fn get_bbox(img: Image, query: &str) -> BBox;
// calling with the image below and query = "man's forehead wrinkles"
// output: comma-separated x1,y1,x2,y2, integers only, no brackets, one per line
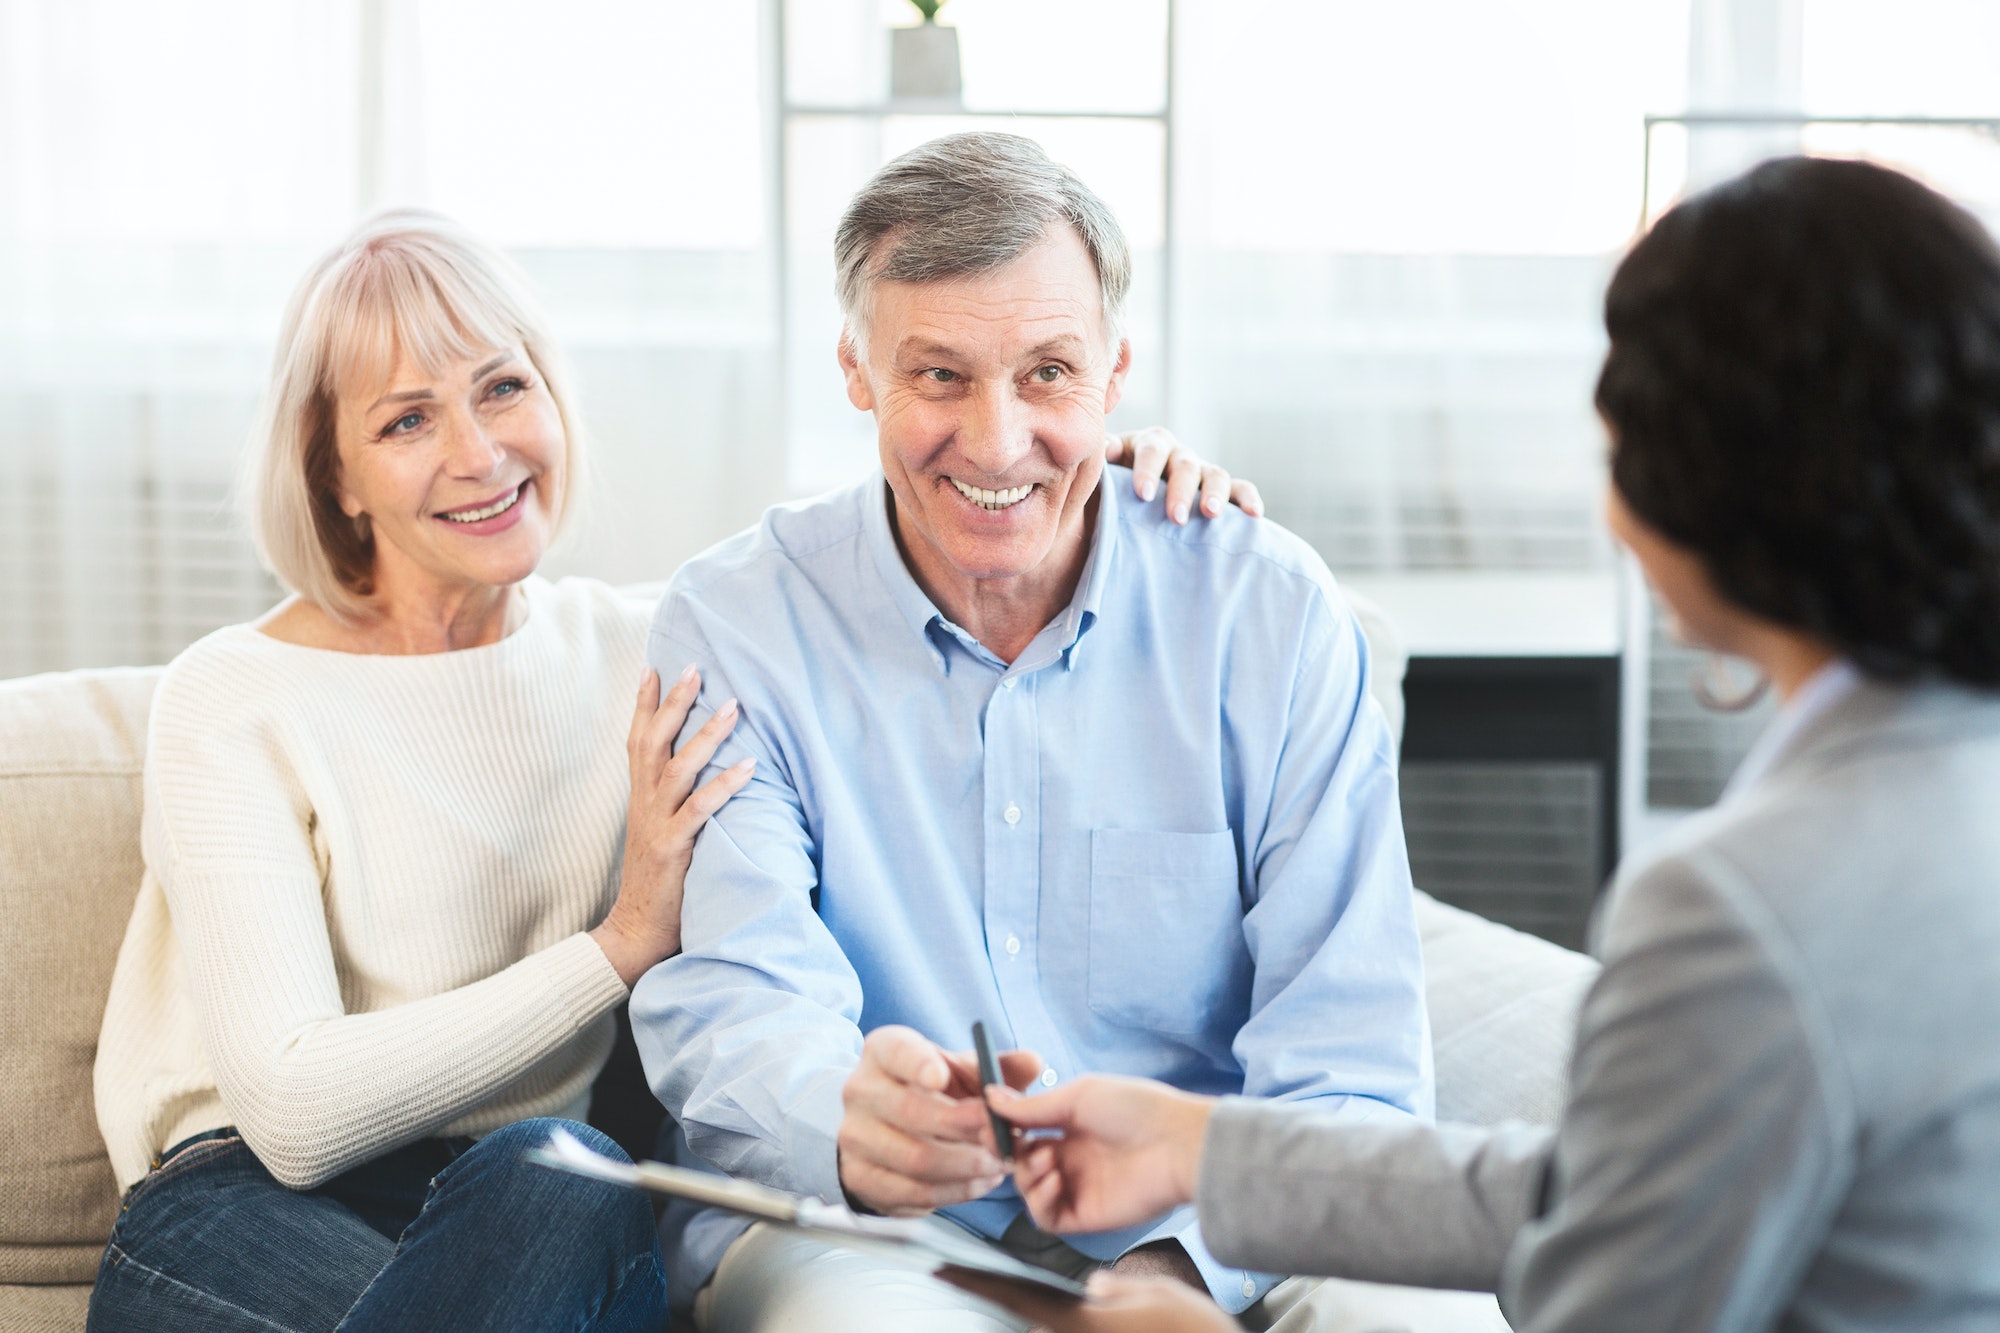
892,308,1098,361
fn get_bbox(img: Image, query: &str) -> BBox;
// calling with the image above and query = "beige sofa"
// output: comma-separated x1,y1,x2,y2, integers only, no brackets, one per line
0,650,1598,1331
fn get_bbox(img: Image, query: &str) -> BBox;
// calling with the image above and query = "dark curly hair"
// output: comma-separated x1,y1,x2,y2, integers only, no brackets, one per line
1598,155,2000,685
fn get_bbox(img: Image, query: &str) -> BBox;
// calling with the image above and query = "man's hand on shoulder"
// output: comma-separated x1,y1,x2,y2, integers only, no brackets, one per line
837,1025,1042,1216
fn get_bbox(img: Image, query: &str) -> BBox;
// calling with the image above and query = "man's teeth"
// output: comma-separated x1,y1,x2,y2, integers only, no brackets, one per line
441,486,523,523
949,478,1034,510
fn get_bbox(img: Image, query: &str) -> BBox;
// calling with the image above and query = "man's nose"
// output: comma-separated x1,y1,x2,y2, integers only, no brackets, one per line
954,384,1034,477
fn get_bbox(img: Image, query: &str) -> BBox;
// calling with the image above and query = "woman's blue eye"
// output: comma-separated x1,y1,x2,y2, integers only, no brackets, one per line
390,412,423,434
490,377,523,398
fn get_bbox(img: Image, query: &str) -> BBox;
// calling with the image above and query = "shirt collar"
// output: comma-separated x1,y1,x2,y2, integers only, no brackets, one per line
1050,473,1118,669
861,474,950,660
1722,657,1863,802
857,469,1119,676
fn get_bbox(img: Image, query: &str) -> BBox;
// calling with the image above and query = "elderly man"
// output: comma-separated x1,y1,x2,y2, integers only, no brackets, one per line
632,131,1431,1331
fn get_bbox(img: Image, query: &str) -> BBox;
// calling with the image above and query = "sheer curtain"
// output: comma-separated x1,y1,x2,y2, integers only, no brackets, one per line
6,0,2000,706
0,0,783,677
1170,1,1688,579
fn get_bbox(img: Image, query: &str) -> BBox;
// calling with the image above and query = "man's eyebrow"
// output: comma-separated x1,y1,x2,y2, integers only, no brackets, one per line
896,339,967,361
365,353,516,413
894,337,1090,363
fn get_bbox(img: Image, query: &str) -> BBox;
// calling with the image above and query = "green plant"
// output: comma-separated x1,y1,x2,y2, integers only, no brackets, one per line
908,0,945,20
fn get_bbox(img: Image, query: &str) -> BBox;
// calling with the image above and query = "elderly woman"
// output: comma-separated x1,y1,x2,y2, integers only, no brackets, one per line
959,157,2000,1333
85,210,1249,1332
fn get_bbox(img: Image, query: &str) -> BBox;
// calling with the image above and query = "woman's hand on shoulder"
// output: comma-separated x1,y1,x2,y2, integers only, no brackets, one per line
1108,427,1264,524
591,665,755,987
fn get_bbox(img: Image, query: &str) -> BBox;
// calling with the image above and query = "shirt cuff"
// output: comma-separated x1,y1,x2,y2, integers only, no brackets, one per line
1174,1215,1283,1314
783,1065,852,1203
1122,1205,1281,1314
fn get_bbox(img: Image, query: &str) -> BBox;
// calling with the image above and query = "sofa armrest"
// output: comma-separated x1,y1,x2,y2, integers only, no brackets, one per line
1415,890,1597,1127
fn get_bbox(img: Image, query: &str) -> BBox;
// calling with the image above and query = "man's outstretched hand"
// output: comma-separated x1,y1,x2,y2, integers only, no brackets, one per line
837,1025,1042,1216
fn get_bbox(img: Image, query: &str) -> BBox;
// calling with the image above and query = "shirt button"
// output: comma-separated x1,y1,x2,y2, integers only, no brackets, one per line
1002,677,1017,691
1241,1276,1257,1299
1004,934,1022,956
1040,1068,1058,1087
1003,802,1021,825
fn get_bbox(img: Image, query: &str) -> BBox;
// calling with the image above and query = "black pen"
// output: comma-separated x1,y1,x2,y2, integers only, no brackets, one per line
970,1021,1016,1164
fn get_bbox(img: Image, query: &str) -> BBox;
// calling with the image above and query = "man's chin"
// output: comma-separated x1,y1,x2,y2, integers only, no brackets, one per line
937,542,1050,583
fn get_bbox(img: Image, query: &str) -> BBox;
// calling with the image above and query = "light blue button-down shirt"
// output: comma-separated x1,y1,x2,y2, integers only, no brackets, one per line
632,467,1433,1311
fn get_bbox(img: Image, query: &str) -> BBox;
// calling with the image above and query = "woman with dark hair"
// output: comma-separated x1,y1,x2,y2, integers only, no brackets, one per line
950,156,2000,1332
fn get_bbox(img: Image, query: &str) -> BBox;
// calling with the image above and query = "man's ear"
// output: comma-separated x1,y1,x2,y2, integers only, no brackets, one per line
1101,337,1133,415
837,330,876,412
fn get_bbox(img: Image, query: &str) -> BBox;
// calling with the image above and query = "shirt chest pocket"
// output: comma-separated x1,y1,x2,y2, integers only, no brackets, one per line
1087,828,1250,1037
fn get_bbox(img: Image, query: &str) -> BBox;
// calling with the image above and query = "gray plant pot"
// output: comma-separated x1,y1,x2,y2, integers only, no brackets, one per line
890,22,962,103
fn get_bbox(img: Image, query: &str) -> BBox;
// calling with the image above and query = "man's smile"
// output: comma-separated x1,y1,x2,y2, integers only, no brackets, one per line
946,477,1036,511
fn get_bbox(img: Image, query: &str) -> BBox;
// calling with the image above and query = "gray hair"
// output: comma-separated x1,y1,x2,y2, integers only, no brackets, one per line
834,131,1132,356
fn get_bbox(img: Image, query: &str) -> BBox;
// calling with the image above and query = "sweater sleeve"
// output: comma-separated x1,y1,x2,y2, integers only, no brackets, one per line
144,654,630,1189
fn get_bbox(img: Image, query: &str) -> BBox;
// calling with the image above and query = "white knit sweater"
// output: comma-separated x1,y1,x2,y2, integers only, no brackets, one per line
95,576,645,1192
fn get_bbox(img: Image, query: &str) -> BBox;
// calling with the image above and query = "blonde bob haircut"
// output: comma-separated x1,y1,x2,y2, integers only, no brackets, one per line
243,209,586,621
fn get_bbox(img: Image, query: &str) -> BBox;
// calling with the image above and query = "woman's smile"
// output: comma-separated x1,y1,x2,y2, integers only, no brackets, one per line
434,480,529,535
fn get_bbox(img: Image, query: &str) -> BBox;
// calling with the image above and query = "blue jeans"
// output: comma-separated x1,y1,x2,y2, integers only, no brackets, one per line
86,1117,668,1333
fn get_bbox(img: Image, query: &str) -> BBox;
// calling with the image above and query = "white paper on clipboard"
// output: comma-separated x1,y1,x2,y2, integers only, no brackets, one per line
530,1127,1087,1303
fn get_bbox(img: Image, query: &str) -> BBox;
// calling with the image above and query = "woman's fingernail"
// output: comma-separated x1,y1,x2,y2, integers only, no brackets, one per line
732,757,756,774
677,663,697,685
1174,503,1190,523
1142,480,1158,501
719,697,738,718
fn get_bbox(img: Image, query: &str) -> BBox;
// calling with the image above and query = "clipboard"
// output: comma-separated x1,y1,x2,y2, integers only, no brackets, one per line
529,1127,1087,1304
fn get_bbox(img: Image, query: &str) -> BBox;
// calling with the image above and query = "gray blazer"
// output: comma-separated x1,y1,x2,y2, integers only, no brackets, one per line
1197,681,2000,1331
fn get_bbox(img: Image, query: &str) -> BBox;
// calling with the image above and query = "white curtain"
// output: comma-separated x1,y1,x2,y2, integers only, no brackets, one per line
0,0,785,677
5,0,2000,686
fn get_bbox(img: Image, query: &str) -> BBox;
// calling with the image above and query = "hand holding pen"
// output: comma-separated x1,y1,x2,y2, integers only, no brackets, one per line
836,1024,1043,1216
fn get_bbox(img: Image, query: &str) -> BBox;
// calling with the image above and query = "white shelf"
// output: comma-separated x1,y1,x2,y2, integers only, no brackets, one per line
1342,570,1622,658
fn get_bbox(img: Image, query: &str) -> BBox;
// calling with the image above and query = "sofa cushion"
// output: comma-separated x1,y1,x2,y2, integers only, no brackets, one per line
1415,889,1598,1127
0,669,159,1285
0,1282,93,1331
